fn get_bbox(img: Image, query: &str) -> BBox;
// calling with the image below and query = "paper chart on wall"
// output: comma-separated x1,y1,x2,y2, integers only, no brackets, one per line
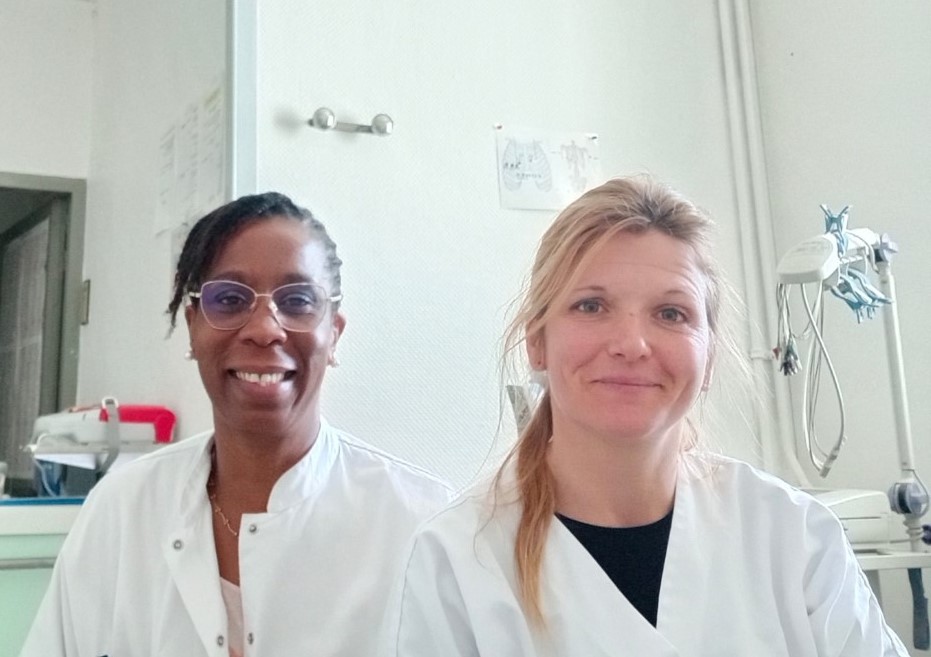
153,82,227,235
155,127,177,235
176,103,199,224
495,125,602,211
198,85,225,215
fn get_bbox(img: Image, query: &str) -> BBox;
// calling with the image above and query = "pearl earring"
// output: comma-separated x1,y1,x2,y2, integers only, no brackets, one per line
184,348,195,361
329,354,340,368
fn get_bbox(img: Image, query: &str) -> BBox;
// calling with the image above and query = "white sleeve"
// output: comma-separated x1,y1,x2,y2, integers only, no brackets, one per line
380,533,481,657
803,505,910,656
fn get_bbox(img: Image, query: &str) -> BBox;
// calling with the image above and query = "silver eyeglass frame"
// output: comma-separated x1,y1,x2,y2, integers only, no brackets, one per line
188,279,342,333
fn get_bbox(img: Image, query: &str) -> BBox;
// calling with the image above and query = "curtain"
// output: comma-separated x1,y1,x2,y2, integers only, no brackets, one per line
0,218,49,480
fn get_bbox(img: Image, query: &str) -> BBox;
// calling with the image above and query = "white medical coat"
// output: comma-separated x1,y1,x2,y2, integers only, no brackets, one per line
382,452,908,656
21,420,453,657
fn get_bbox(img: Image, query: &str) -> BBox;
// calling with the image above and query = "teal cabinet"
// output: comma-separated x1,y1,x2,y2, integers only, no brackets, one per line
0,501,81,657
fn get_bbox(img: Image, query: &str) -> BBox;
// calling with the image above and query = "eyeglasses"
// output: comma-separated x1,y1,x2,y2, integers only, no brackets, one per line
189,280,342,332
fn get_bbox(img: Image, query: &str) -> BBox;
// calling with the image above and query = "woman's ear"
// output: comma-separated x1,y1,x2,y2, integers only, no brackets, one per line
326,313,346,367
526,330,545,371
331,312,346,346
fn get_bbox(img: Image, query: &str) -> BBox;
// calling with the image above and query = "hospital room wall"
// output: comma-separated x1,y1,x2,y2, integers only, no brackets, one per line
0,0,93,178
253,0,764,487
751,1,931,647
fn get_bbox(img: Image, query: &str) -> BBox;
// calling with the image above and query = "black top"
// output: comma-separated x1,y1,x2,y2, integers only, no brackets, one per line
557,509,673,627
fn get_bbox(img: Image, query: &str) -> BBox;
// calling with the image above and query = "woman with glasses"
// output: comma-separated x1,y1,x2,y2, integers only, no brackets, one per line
380,177,907,656
22,192,453,657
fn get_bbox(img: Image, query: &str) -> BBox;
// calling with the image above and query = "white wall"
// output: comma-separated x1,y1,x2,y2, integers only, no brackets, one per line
75,0,227,439
256,0,757,488
751,1,931,649
0,0,93,178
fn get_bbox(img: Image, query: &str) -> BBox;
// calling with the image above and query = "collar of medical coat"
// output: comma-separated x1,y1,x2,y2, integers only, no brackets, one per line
171,419,340,521
485,447,719,510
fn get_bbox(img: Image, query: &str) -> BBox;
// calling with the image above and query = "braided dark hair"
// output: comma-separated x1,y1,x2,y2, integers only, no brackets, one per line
166,192,342,331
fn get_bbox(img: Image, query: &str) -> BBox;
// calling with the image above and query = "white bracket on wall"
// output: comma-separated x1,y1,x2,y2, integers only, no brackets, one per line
307,107,393,136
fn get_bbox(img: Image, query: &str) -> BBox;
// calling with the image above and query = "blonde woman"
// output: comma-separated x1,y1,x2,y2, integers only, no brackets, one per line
381,177,907,656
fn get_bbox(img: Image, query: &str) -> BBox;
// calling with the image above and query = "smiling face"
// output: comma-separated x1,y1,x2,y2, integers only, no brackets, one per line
528,229,712,452
185,216,344,442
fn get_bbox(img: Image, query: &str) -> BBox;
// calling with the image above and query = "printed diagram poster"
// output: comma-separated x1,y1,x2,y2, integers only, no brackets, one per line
495,125,602,210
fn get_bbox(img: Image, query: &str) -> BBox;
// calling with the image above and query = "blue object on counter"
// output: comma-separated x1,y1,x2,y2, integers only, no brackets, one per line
35,461,97,497
0,497,84,506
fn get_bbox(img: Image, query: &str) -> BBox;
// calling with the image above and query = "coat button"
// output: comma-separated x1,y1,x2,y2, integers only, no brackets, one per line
247,632,254,644
216,634,224,646
172,539,183,550
248,524,257,533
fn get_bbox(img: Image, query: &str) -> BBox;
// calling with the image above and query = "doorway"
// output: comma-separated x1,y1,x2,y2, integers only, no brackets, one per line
0,173,85,496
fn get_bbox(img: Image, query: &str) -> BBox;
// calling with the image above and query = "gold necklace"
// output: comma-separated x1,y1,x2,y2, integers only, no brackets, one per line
207,471,239,537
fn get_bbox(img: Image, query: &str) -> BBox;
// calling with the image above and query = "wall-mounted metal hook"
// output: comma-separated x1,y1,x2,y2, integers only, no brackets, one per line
308,107,393,136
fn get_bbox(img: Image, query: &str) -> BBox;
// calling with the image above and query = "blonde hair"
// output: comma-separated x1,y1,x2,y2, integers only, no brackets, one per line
495,175,729,625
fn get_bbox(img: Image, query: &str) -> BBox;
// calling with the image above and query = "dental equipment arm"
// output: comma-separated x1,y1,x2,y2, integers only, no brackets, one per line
775,207,930,649
774,206,927,540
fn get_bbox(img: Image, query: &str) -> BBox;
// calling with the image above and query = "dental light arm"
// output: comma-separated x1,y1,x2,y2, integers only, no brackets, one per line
774,206,928,538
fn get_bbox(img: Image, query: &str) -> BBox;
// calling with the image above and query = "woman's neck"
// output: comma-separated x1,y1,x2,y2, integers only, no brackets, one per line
547,426,680,527
210,416,321,512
